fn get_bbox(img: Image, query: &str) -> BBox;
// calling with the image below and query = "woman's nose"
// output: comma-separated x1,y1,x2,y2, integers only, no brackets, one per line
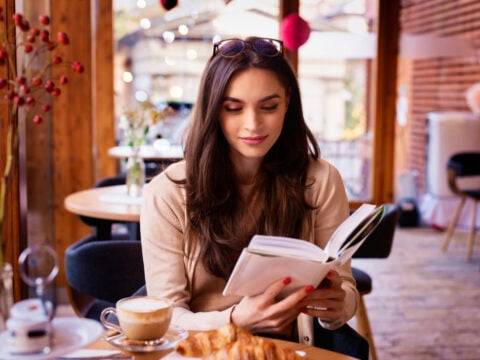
243,108,260,129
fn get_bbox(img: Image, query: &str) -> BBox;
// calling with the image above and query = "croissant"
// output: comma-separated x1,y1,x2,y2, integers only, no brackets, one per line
204,337,302,360
175,323,251,357
175,323,302,360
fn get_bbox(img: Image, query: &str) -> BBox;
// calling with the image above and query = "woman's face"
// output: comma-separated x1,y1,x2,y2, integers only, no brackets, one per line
219,68,289,168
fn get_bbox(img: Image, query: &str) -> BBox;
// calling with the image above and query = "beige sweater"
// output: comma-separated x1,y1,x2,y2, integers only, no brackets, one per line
140,158,358,346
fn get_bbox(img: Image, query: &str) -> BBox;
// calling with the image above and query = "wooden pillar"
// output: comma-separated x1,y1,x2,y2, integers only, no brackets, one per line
51,0,95,286
279,0,299,72
372,0,400,204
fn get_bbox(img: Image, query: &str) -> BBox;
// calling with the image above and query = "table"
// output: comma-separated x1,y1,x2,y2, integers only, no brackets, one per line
64,185,141,223
84,333,358,360
108,144,183,162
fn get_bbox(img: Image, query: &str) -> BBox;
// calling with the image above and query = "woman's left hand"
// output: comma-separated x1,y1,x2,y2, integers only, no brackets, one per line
298,270,346,323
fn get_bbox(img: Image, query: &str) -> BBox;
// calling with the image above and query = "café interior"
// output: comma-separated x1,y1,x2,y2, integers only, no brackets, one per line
1,0,480,359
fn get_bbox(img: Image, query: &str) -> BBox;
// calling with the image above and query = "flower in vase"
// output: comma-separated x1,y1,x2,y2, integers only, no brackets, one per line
118,100,172,148
0,9,84,267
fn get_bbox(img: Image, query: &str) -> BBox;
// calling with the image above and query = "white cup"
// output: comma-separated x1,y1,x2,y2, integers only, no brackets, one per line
100,296,173,341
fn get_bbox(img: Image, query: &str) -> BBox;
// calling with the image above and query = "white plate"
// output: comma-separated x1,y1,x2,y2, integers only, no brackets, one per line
105,325,188,353
0,317,103,360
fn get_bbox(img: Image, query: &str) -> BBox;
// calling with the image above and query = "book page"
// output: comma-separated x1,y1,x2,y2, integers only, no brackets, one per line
324,203,377,256
248,235,329,262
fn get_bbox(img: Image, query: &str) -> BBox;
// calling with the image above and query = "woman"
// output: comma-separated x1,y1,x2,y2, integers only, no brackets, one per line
140,37,358,345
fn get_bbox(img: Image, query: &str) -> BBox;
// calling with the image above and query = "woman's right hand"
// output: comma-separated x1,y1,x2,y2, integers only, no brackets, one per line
230,277,312,334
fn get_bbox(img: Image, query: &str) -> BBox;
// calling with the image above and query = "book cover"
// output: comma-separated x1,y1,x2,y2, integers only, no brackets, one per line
223,204,385,298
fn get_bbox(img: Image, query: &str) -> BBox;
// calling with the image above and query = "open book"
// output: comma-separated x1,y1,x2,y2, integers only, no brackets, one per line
223,204,385,299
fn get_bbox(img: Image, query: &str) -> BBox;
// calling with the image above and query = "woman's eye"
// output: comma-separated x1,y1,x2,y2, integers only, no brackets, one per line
225,106,242,112
262,104,279,112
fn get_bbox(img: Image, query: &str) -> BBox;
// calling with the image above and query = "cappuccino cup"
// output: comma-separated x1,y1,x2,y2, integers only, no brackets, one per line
100,296,173,341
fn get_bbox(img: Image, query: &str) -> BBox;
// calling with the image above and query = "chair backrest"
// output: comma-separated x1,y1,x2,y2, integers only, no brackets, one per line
448,152,480,177
353,203,399,259
65,236,145,304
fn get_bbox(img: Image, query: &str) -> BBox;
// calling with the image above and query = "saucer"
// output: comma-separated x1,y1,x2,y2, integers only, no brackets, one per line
0,317,103,360
105,325,188,353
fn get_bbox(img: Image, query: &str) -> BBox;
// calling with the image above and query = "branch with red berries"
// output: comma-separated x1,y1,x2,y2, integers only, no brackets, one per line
0,8,85,267
0,9,84,125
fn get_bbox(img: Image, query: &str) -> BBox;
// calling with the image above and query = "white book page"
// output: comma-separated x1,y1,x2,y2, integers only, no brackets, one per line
248,235,329,262
324,203,377,256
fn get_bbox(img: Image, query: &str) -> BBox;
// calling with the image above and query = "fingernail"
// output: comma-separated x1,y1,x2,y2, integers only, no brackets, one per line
283,277,292,285
305,285,314,293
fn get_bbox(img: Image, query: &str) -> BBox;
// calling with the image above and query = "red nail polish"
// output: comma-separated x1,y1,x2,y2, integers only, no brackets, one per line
305,285,314,293
283,277,292,285
327,271,333,277
299,307,307,313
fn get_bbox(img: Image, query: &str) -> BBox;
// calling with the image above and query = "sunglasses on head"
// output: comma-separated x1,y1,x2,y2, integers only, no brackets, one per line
213,37,284,58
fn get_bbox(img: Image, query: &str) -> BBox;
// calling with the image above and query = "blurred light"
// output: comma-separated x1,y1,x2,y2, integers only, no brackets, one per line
162,31,175,43
164,56,176,66
140,18,151,30
186,48,197,60
122,71,134,83
178,24,189,35
212,34,222,44
169,85,183,99
136,0,147,9
135,90,148,102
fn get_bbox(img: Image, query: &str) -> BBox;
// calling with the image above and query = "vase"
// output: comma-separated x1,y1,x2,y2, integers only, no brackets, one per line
126,147,145,197
0,262,14,331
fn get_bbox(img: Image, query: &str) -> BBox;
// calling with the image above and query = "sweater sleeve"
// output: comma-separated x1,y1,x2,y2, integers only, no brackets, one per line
307,159,359,330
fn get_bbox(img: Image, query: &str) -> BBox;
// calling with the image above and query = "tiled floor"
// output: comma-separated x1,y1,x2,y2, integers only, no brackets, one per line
57,227,480,360
351,227,480,360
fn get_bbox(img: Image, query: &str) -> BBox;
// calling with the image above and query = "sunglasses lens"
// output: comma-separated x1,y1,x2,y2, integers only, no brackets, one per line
218,40,245,57
252,39,281,56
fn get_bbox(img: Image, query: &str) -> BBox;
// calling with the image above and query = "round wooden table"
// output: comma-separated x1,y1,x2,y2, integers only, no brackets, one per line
64,185,141,222
85,333,358,360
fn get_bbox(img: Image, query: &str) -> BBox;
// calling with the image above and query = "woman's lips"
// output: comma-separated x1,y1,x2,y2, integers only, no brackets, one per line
240,135,268,145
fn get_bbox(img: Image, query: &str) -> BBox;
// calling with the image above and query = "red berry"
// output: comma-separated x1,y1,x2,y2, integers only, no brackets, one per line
39,30,49,42
72,61,84,74
19,84,30,94
13,95,25,106
58,32,69,45
52,55,62,64
30,27,40,36
26,96,35,106
31,77,42,86
39,15,50,25
0,50,6,58
12,13,22,26
51,88,61,97
44,80,55,92
19,19,30,32
60,75,68,85
27,34,36,43
42,104,51,112
24,43,33,53
16,76,26,85
33,115,43,124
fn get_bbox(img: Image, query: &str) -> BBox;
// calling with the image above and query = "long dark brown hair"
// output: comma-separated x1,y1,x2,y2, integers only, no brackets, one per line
179,37,320,279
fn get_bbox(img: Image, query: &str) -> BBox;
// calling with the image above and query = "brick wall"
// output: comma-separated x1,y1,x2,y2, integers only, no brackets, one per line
399,0,480,193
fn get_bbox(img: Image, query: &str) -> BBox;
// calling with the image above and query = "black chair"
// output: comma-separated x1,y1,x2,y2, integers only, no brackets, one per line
442,152,480,261
64,236,145,321
351,203,400,360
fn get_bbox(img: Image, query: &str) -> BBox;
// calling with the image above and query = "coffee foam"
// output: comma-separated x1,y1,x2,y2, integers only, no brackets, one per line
120,297,171,312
